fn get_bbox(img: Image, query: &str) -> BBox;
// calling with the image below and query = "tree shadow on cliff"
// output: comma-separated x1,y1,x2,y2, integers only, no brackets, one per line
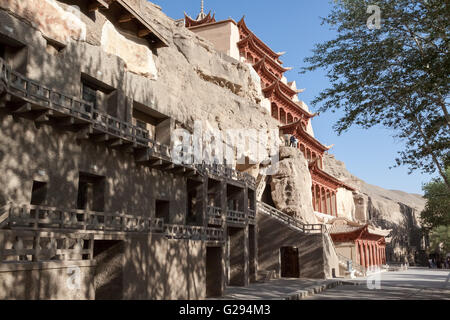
0,4,206,300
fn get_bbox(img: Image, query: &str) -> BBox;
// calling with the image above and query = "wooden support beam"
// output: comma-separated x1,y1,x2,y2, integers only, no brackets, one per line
89,0,109,12
33,112,50,124
138,29,151,38
161,164,175,171
149,160,164,168
74,125,93,140
93,134,109,143
135,150,150,163
107,138,123,148
118,13,135,23
184,170,197,178
0,94,11,107
120,145,135,154
173,167,187,175
57,117,76,127
12,103,31,114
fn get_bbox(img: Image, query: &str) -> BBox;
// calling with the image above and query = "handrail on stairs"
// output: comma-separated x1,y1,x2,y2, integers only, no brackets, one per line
257,201,324,234
0,202,11,227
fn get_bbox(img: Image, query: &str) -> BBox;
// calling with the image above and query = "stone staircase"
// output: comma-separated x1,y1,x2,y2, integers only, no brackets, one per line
336,253,366,278
256,270,276,283
0,203,9,229
255,174,268,201
257,202,324,234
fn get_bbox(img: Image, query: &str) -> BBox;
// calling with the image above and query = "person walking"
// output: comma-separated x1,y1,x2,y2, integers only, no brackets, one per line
290,135,296,148
293,137,299,149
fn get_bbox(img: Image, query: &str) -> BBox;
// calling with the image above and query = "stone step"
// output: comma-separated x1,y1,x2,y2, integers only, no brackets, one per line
285,280,343,300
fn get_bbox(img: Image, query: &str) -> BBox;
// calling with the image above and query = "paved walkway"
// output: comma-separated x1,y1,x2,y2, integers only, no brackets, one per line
306,267,450,300
215,278,342,300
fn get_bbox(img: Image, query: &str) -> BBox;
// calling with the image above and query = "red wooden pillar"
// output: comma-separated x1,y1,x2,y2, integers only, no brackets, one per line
375,242,381,266
372,243,376,266
373,242,380,266
373,244,377,266
318,186,322,213
328,190,333,216
364,242,369,267
334,192,338,217
359,241,365,267
374,242,380,266
369,242,373,266
379,246,382,265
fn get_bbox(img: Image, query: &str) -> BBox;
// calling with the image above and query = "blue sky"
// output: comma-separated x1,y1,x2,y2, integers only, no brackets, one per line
150,0,434,194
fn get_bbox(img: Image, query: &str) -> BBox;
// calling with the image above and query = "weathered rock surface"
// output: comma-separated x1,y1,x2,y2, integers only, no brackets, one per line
335,187,355,221
101,21,158,79
323,154,425,222
270,147,318,224
323,154,426,263
0,0,86,44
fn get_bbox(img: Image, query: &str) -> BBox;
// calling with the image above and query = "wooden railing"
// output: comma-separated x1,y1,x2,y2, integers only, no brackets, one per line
1,57,255,188
0,203,10,228
248,209,256,219
164,224,224,242
226,210,247,224
197,163,256,188
207,206,224,226
207,206,222,218
0,230,94,263
2,204,224,243
6,204,164,233
337,252,366,276
257,202,324,234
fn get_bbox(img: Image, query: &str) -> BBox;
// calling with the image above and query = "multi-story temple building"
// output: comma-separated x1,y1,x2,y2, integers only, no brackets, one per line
0,0,389,300
184,3,390,276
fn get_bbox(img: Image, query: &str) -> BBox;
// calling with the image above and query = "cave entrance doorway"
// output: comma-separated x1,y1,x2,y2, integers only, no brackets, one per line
280,247,300,278
261,182,275,207
206,246,223,298
227,227,246,286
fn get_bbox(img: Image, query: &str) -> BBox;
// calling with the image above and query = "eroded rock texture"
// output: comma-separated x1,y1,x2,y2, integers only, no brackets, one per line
323,154,426,263
270,147,318,224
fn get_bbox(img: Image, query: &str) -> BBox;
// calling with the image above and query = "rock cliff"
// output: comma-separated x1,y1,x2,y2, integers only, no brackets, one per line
270,147,318,224
323,154,426,262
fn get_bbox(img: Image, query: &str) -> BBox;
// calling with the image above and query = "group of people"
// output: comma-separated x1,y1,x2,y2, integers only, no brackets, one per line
428,256,450,269
284,134,299,148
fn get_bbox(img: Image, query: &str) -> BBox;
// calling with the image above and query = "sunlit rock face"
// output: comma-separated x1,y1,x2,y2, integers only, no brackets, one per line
0,0,86,43
336,187,355,221
270,147,318,224
101,21,158,79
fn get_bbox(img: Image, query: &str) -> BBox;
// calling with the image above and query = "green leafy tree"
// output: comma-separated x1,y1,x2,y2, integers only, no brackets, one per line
302,0,450,190
428,225,450,255
421,167,450,230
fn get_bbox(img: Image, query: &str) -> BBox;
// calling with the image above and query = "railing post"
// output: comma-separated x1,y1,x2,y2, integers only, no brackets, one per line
33,234,40,262
0,232,4,263
88,234,94,260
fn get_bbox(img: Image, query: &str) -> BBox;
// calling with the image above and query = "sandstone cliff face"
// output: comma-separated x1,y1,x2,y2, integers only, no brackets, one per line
0,0,279,167
323,154,426,263
270,147,318,224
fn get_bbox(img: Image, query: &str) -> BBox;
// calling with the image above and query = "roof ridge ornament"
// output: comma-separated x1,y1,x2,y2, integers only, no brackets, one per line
197,0,206,20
